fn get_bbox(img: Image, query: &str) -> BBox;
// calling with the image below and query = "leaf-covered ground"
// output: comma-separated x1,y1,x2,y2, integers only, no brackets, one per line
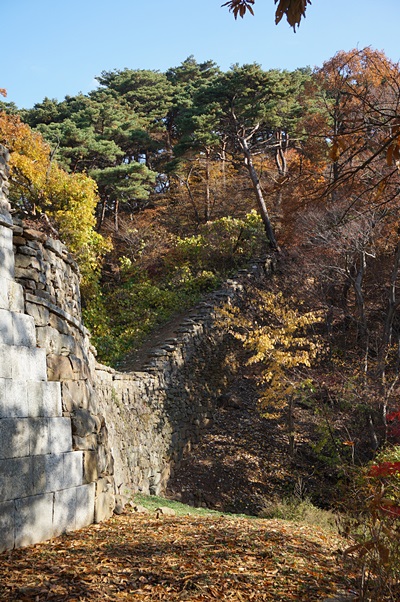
0,511,358,601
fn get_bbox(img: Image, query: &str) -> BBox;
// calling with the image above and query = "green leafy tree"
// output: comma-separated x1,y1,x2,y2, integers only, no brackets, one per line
188,63,310,249
22,87,159,228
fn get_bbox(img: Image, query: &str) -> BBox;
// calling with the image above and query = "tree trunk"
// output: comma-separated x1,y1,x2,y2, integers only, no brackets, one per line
239,136,280,251
274,129,288,215
374,239,400,445
288,396,295,458
205,148,211,222
114,198,119,231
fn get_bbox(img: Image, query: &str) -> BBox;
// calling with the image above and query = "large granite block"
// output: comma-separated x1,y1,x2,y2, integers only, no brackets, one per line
94,490,115,523
15,493,54,547
0,245,14,280
75,483,95,529
29,418,50,455
0,418,30,459
63,451,83,489
0,308,13,345
0,277,9,310
32,453,64,495
36,325,76,356
0,500,15,552
0,457,33,502
0,379,28,418
0,223,13,250
48,417,73,453
28,380,62,417
8,281,24,313
12,312,36,347
53,488,77,536
0,344,12,378
62,379,90,412
11,346,47,381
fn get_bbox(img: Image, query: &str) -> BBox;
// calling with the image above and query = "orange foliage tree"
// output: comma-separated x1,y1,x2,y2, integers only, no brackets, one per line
287,48,400,448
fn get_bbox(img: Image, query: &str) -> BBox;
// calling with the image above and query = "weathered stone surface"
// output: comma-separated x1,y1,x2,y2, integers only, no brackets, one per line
48,417,73,453
83,451,99,483
0,245,14,280
29,417,50,455
0,418,30,459
0,308,13,344
25,301,50,326
0,457,34,502
94,490,115,523
61,379,92,412
15,493,55,548
36,325,76,356
10,346,47,381
12,312,37,347
72,408,100,438
63,451,83,489
15,493,54,547
8,281,24,313
47,354,74,381
0,379,28,418
0,344,12,378
0,500,15,552
32,453,64,495
28,380,62,417
75,483,95,529
53,487,77,536
73,433,97,451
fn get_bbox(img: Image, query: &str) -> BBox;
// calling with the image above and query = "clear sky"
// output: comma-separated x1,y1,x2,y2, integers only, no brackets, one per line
3,0,400,109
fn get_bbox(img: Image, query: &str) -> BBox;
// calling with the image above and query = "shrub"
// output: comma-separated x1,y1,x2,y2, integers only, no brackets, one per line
344,444,400,600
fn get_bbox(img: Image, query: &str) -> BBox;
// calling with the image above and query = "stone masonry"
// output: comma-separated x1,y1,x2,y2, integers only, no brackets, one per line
0,145,100,552
0,144,270,552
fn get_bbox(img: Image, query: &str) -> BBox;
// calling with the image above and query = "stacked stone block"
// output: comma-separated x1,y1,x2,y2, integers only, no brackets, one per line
0,146,95,552
0,143,271,551
13,220,116,528
94,276,251,498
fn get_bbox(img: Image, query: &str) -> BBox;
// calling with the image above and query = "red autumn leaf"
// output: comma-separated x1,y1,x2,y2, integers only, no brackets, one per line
369,461,400,477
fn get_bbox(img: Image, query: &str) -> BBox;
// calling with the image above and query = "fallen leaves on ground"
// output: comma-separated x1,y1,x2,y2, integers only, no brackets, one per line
0,511,358,601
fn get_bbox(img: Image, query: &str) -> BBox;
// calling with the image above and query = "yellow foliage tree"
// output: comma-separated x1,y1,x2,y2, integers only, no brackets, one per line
219,288,322,455
0,111,110,290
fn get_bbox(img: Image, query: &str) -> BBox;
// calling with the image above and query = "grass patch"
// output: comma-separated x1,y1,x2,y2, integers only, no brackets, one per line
132,493,257,519
258,496,339,532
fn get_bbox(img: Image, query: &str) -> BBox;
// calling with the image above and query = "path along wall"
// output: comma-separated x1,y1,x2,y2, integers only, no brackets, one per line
0,144,270,552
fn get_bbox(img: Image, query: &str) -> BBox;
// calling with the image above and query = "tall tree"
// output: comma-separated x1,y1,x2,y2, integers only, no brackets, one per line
188,63,310,249
294,48,400,447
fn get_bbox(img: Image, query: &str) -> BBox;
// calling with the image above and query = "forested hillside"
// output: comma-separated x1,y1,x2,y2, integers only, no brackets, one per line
2,47,400,598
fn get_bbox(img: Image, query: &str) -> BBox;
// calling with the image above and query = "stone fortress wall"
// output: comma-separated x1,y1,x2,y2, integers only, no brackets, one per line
0,144,268,552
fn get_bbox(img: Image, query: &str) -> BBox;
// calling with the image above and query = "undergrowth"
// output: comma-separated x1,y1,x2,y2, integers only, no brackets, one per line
84,210,265,366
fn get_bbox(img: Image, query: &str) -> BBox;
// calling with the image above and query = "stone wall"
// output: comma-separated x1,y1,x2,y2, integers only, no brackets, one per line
12,218,116,528
95,280,247,498
0,144,96,551
0,144,269,552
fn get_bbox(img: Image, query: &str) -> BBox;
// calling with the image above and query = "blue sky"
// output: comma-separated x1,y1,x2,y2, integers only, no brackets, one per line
3,0,400,109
